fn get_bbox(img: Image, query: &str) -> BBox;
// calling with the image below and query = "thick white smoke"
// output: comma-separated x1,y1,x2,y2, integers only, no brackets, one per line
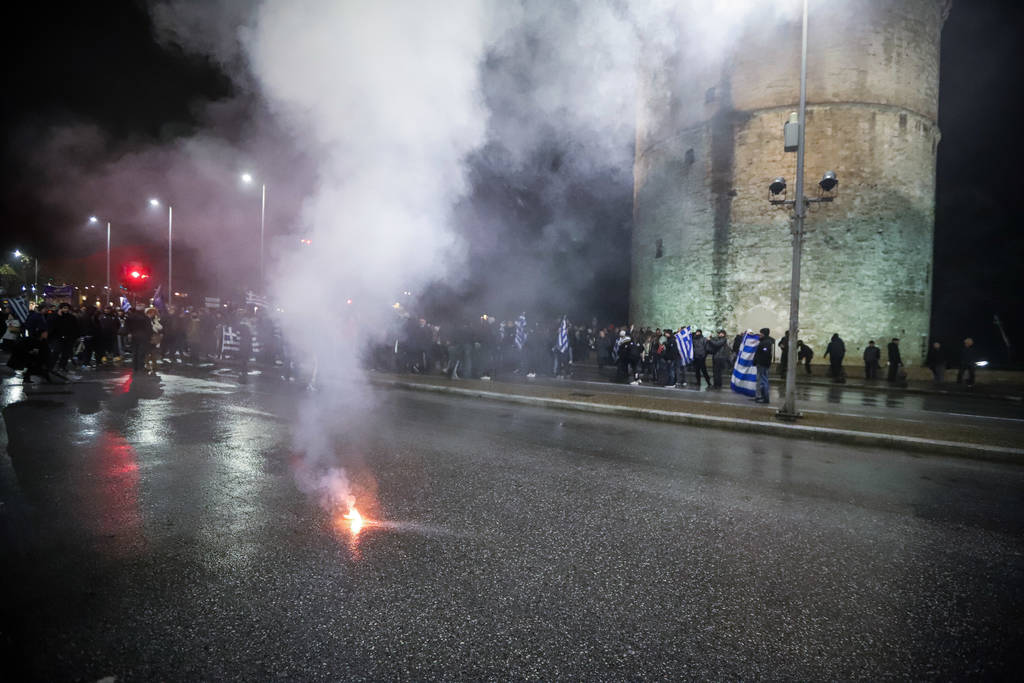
237,0,492,513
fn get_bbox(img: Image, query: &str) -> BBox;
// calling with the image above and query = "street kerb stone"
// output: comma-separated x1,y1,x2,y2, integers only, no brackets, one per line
375,376,1024,464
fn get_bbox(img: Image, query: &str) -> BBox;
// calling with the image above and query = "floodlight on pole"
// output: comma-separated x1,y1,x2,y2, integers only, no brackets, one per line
148,198,173,296
239,172,267,288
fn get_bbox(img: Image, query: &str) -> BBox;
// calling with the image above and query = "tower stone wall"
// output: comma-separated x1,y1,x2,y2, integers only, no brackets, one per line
630,0,949,363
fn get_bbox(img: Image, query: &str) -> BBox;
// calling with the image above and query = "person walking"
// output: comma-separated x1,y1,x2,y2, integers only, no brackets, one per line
925,341,944,384
753,327,774,404
863,340,881,380
957,337,978,387
824,333,846,383
886,338,903,384
125,304,151,374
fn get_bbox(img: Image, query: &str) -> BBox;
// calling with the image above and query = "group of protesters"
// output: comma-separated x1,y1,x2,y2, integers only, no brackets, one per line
379,314,985,391
2,298,278,383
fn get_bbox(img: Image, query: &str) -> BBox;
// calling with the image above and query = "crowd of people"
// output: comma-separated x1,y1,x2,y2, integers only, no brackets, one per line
2,299,279,383
2,299,985,391
379,315,985,392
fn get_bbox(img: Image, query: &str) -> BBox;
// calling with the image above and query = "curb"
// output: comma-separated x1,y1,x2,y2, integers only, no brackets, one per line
376,379,1024,464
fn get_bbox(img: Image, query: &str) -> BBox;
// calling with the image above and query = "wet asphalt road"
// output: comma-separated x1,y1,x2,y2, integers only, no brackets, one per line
1,369,1023,680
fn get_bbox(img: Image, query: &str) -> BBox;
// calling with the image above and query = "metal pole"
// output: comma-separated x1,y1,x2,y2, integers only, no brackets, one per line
34,257,38,294
779,0,809,420
260,183,266,289
168,205,173,299
104,222,110,305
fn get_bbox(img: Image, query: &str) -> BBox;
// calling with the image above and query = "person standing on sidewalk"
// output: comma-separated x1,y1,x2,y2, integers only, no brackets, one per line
863,340,881,379
753,327,774,404
925,341,945,384
708,329,731,389
778,330,790,378
886,338,903,384
824,333,846,382
692,329,711,389
957,337,978,387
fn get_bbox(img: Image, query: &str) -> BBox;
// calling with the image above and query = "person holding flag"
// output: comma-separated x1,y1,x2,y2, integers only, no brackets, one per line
514,313,528,375
674,325,693,388
553,315,572,378
730,330,760,397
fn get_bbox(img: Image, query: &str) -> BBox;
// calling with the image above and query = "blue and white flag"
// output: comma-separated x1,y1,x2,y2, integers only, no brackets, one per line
514,314,527,350
730,331,760,397
153,285,166,313
245,291,270,308
557,316,569,353
8,296,29,324
675,326,694,365
120,296,132,313
221,325,262,355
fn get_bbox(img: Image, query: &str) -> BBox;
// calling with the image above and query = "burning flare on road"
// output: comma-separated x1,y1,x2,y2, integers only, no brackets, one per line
342,505,365,535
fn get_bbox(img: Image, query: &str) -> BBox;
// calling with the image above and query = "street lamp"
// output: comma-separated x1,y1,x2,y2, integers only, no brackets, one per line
89,215,112,305
148,198,173,299
767,0,839,421
240,172,267,289
12,249,39,294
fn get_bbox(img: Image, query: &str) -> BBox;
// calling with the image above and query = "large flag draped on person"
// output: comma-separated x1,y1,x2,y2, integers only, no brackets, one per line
557,316,569,353
675,326,694,365
8,296,29,324
120,296,132,313
731,331,760,396
515,313,527,350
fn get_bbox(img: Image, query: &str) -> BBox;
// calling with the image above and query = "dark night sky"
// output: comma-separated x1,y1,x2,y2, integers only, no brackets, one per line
1,1,1022,363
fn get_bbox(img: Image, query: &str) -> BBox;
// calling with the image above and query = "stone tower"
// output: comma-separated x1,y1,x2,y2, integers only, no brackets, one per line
630,0,950,363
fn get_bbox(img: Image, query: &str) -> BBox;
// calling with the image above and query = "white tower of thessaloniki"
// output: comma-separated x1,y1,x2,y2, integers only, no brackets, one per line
630,0,950,363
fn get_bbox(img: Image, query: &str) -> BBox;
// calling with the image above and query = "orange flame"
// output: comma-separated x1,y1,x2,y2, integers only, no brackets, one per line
342,506,364,535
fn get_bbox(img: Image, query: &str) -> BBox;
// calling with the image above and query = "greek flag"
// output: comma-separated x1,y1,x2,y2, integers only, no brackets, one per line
120,296,132,313
675,326,694,365
220,325,262,355
153,285,166,313
8,296,29,324
730,331,760,397
246,291,270,308
557,316,569,353
514,314,527,350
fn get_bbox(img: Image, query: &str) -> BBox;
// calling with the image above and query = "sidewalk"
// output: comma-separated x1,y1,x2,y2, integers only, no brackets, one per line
567,360,1024,402
373,372,1024,462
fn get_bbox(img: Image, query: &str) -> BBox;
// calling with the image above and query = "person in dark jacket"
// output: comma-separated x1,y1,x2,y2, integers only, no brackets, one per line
886,338,903,383
48,303,80,372
863,340,881,380
691,329,711,389
708,329,731,389
957,337,978,387
925,341,944,384
661,328,680,387
777,330,790,378
797,340,814,374
823,333,846,382
125,305,152,373
753,328,774,403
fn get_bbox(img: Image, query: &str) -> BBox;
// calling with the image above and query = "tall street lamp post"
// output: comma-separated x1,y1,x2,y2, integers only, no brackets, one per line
241,172,266,289
148,198,173,298
88,216,112,305
767,0,838,420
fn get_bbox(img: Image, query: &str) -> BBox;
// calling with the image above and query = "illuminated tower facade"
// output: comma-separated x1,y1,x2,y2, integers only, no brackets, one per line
630,0,950,362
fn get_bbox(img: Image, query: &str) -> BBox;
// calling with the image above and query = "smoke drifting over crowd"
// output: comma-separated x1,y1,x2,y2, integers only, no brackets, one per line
10,0,802,515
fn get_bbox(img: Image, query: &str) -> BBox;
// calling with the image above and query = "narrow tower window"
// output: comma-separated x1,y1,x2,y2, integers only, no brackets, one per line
655,239,664,259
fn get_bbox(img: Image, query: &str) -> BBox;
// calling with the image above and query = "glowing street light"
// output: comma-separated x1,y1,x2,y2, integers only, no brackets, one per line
240,171,267,288
148,198,174,297
87,215,113,305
